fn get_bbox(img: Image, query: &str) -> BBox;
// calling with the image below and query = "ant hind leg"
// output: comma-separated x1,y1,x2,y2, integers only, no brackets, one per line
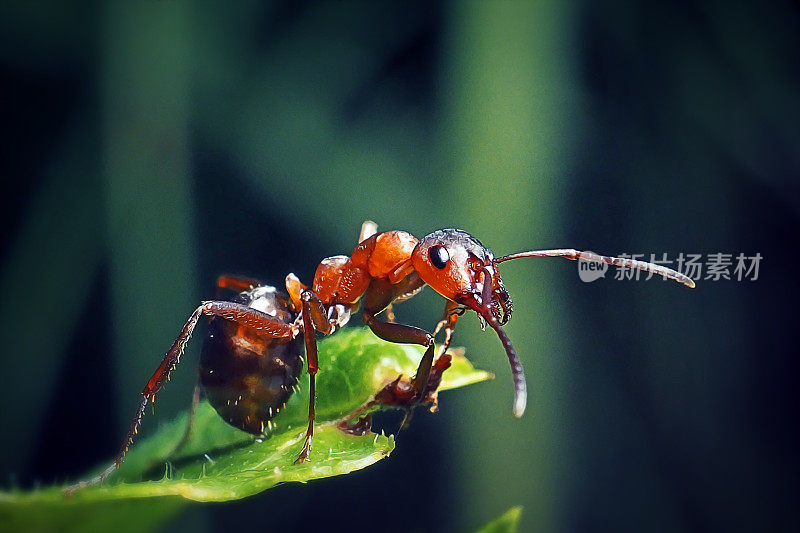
66,301,298,492
215,274,262,296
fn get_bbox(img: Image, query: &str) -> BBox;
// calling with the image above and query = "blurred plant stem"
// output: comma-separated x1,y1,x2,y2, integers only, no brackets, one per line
443,2,577,531
102,1,199,530
102,0,197,435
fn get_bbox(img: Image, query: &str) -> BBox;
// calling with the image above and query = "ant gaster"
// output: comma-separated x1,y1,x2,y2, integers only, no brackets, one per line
73,221,694,488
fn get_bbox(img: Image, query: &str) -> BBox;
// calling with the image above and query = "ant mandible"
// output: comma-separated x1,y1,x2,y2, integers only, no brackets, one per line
76,220,694,488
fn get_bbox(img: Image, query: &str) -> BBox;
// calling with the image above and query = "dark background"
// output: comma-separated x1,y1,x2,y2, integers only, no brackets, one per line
1,2,798,532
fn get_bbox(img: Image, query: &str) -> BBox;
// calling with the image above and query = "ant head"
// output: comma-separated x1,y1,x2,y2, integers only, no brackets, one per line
412,229,511,323
412,228,523,416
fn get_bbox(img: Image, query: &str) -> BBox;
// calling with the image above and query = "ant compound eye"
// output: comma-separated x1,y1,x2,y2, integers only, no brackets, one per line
429,245,450,269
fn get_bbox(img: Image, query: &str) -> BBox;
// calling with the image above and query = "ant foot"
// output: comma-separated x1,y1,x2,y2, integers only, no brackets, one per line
374,375,416,407
63,464,116,496
294,434,312,464
338,415,373,436
423,353,452,404
375,353,454,410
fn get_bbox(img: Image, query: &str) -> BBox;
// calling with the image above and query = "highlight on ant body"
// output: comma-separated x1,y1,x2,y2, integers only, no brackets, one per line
68,220,694,490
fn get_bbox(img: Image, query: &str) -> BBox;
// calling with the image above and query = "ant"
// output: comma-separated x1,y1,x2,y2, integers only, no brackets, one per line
71,220,694,489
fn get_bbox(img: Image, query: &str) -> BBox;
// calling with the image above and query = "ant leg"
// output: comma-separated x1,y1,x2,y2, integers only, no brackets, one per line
215,274,262,295
363,312,436,403
295,290,334,463
165,275,261,458
433,300,460,358
358,220,378,243
67,301,298,491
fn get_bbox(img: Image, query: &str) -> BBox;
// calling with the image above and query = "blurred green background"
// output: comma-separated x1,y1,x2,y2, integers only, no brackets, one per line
1,1,797,532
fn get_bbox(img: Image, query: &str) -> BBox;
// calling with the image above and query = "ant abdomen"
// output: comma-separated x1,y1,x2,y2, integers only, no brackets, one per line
199,285,304,435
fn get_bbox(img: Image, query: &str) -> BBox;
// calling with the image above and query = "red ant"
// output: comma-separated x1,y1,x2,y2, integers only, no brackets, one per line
72,220,694,489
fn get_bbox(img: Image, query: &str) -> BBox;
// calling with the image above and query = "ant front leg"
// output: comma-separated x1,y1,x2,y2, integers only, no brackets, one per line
66,301,298,492
433,300,461,358
363,311,436,405
295,289,335,463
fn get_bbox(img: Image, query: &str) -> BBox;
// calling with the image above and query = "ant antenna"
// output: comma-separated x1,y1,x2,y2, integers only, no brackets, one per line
494,249,696,288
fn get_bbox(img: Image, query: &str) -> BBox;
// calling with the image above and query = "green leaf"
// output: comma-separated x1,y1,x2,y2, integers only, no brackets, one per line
474,507,523,533
0,328,491,533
